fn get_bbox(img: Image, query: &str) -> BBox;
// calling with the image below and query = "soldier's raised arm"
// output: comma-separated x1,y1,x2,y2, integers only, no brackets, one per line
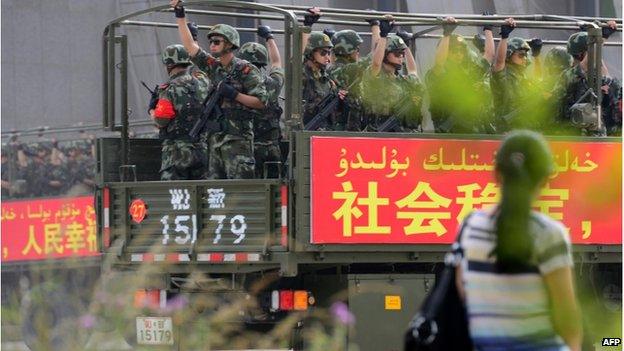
170,0,200,57
482,12,496,64
371,18,394,76
433,17,457,71
301,7,321,55
367,16,381,50
258,25,281,69
493,17,516,72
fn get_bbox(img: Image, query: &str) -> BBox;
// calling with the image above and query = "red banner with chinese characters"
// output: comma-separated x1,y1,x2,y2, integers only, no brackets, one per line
1,196,99,262
311,136,621,245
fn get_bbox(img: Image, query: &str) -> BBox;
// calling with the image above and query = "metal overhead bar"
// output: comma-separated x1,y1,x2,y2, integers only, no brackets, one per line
414,33,622,47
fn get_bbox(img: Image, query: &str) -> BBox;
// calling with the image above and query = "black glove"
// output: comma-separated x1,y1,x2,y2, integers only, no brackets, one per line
303,8,320,27
500,23,514,39
482,11,493,31
472,34,486,53
187,22,198,41
257,25,274,40
396,30,413,43
442,21,457,36
173,4,185,18
602,25,617,39
379,19,394,38
219,83,239,100
148,86,159,111
528,38,543,57
323,28,336,39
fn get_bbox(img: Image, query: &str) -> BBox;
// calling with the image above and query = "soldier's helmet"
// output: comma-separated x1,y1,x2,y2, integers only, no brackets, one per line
332,30,363,56
545,46,573,72
447,34,469,54
238,42,269,67
162,44,191,66
567,32,588,56
385,34,408,53
506,37,530,59
208,24,240,49
304,31,333,58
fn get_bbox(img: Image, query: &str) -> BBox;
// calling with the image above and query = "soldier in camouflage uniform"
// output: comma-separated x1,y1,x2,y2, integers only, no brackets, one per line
150,44,209,180
1,146,11,200
554,26,622,136
491,18,544,131
426,17,495,134
361,19,423,132
173,0,268,179
327,29,369,131
238,25,285,178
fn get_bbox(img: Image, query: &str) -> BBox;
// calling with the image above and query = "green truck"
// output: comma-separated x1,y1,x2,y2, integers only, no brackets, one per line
91,2,622,350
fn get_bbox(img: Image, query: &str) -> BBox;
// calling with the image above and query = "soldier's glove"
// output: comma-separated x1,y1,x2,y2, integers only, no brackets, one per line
187,22,199,41
396,30,413,43
173,4,185,18
602,25,617,39
482,11,494,31
472,34,486,53
367,18,380,26
323,28,336,39
442,20,457,36
528,38,543,57
148,87,159,111
219,83,239,100
379,19,394,38
303,8,320,27
257,25,274,40
500,23,514,39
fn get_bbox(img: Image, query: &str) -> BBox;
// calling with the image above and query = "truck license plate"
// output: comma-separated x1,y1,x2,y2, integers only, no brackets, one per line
136,316,174,345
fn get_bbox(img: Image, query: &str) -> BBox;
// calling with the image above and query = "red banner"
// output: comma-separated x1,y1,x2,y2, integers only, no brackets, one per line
311,136,622,245
1,196,99,262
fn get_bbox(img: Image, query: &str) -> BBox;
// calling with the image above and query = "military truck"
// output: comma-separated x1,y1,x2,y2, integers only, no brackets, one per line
94,2,622,350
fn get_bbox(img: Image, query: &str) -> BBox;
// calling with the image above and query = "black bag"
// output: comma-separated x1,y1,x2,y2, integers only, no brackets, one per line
404,242,473,351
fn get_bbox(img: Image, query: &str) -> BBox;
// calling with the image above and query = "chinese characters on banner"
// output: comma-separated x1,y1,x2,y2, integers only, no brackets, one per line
1,196,99,262
311,136,622,245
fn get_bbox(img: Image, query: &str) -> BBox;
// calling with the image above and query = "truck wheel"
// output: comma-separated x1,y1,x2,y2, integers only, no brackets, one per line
21,283,90,351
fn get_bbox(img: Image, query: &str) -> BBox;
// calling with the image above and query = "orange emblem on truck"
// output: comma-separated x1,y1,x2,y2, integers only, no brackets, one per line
129,199,147,223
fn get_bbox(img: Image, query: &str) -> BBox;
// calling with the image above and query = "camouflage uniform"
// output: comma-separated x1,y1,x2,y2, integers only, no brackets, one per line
191,25,268,179
360,35,424,132
302,32,339,130
327,30,370,131
426,35,494,133
154,45,209,180
490,37,543,131
238,42,284,178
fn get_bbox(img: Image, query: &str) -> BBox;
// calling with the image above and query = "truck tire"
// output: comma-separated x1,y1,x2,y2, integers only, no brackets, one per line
21,283,90,351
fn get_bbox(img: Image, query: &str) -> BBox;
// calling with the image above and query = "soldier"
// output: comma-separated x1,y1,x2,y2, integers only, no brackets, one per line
327,29,370,131
491,18,545,131
65,141,95,195
544,47,573,87
361,19,423,132
426,17,495,133
237,25,285,178
24,142,64,197
172,0,268,179
1,146,11,200
555,24,622,136
150,44,209,180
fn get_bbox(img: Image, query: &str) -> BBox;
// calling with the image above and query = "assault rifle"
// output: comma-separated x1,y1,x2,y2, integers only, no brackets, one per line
189,82,224,139
304,91,342,131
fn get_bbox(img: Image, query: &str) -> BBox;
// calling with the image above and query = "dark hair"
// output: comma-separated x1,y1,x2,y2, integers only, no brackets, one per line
493,130,553,272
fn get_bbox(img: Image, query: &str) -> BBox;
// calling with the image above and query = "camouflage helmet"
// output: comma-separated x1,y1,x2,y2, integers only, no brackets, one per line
207,24,240,49
238,42,269,67
567,32,588,56
506,37,530,59
332,30,363,56
162,44,191,66
385,34,408,53
448,34,468,54
545,46,573,72
305,31,333,57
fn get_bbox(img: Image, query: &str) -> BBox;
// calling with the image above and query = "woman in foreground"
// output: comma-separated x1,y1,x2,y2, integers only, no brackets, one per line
455,130,582,351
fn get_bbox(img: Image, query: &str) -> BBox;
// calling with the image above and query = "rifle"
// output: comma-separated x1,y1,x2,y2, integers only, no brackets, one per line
305,76,362,131
189,82,224,139
377,92,418,132
304,92,341,130
377,116,401,132
140,81,156,95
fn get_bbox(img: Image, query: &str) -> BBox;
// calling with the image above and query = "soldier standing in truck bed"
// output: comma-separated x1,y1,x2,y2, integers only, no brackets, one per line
238,25,285,178
172,0,268,179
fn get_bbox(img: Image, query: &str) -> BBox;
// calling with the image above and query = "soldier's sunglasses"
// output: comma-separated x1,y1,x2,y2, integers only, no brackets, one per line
516,50,528,58
390,50,405,58
318,49,332,57
210,39,224,46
